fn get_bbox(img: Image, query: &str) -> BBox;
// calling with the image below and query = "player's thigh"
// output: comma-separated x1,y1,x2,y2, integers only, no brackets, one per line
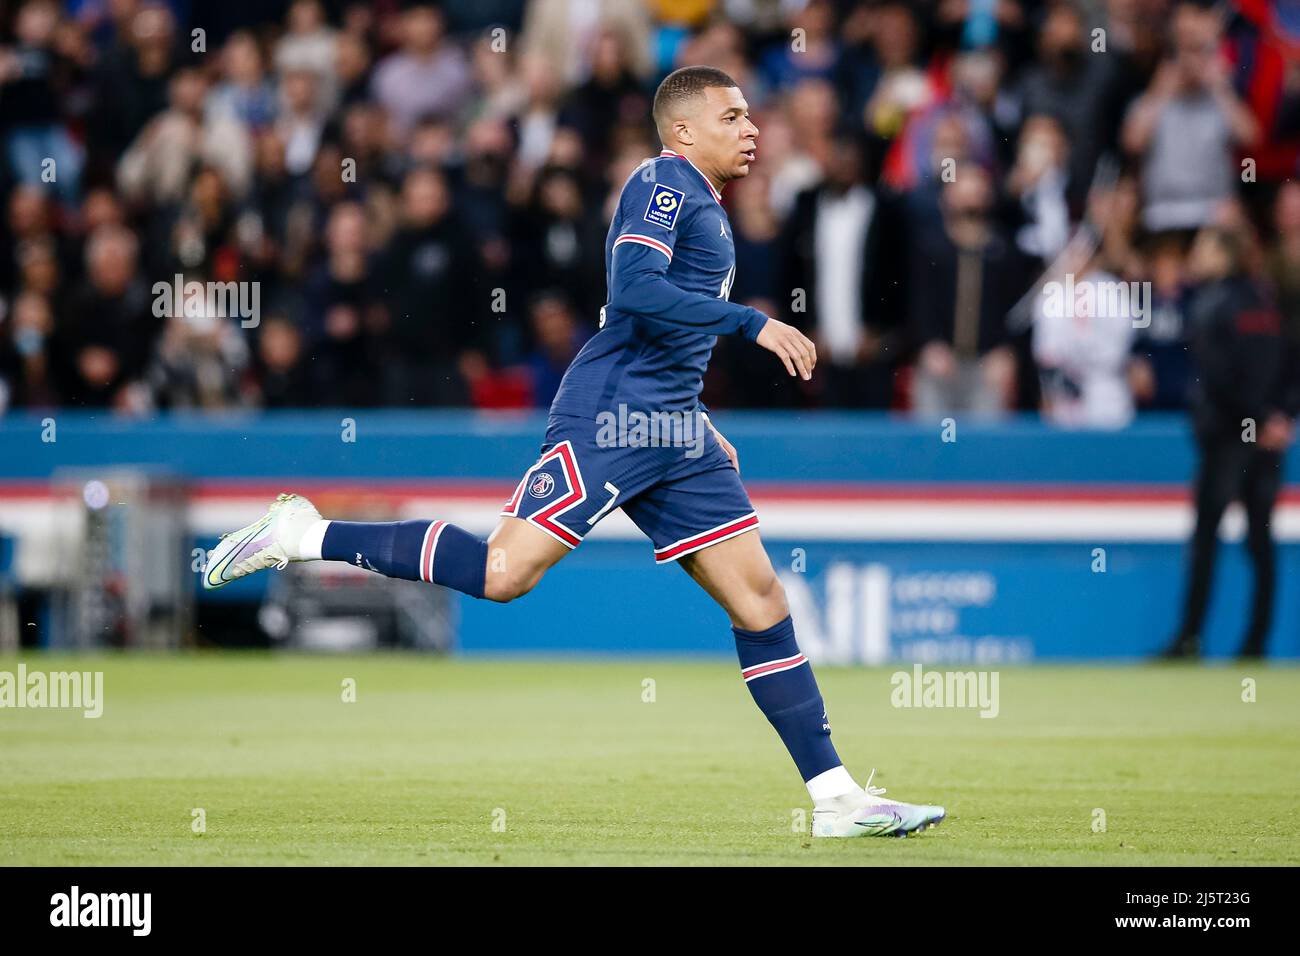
482,516,571,602
679,532,786,630
678,530,788,631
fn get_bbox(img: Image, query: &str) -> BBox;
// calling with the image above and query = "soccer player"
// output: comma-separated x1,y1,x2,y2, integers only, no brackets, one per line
204,67,946,838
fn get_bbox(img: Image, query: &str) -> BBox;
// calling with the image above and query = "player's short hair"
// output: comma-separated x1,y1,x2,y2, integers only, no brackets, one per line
652,66,739,139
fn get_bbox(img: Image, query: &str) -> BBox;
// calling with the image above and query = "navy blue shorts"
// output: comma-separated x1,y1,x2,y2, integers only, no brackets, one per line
501,413,759,563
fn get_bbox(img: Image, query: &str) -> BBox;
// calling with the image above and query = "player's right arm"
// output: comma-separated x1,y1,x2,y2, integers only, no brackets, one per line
606,169,816,378
610,243,815,379
608,235,765,338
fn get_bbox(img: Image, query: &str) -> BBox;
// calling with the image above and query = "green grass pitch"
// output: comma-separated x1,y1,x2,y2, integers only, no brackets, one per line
1,654,1297,865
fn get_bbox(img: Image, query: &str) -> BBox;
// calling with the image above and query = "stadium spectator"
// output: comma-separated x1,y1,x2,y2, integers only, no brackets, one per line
0,0,1295,424
708,167,802,409
370,5,472,135
84,4,179,179
116,66,252,206
2,185,57,295
1130,233,1195,411
0,0,83,203
13,235,61,308
520,0,651,87
891,51,1003,195
1007,114,1072,264
864,2,933,147
376,166,477,407
522,290,587,408
759,0,840,93
1122,2,1260,233
907,164,1027,417
557,27,652,180
299,200,381,407
0,289,59,411
208,30,278,132
769,78,837,216
1268,180,1300,336
254,315,317,408
1031,246,1137,429
780,130,902,408
1017,0,1123,204
334,29,374,110
273,0,339,109
274,66,327,178
54,224,154,409
145,306,252,412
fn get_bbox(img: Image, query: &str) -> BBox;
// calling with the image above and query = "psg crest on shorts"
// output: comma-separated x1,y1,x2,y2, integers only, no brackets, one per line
529,473,556,498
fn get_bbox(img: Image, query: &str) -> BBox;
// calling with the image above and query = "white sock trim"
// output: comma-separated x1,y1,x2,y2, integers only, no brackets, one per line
297,519,330,561
806,765,859,802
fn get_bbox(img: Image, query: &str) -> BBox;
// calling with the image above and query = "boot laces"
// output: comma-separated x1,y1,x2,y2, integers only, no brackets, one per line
863,768,887,797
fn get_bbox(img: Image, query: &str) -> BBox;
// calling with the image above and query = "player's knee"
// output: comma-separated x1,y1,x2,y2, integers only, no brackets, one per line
738,570,788,628
757,572,789,618
483,562,544,603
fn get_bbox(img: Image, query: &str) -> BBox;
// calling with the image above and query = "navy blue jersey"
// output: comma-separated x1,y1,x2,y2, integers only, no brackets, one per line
549,150,768,418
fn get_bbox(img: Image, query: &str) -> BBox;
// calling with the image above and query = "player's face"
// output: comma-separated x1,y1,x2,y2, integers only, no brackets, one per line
693,85,759,182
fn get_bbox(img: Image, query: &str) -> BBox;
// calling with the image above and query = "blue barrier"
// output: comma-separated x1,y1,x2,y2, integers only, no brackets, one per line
1,411,1295,659
0,409,1274,483
458,539,1300,661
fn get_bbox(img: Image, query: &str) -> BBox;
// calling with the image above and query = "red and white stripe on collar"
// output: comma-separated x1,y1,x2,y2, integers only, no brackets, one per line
659,149,722,203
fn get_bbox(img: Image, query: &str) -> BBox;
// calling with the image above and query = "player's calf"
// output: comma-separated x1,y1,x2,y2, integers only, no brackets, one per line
318,517,489,596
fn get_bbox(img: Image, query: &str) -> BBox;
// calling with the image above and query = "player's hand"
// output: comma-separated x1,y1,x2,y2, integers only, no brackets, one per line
705,417,739,473
756,318,817,381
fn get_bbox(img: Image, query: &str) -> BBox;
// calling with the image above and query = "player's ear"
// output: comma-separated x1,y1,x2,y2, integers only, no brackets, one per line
673,120,695,148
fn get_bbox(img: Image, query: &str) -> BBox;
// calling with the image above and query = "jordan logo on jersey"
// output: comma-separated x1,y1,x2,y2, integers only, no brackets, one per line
644,184,685,230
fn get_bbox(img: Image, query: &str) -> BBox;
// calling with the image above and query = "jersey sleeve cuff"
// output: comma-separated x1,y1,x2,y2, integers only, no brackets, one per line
741,309,768,342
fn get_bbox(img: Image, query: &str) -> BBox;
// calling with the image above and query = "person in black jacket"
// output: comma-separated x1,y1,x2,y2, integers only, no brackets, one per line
1163,225,1300,659
906,163,1031,417
779,130,903,408
375,165,479,406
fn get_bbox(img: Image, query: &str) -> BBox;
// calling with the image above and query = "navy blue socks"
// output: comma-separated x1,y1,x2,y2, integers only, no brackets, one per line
733,615,842,784
321,520,488,598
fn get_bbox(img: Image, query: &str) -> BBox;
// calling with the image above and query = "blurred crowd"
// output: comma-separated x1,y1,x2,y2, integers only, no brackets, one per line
1,0,1300,423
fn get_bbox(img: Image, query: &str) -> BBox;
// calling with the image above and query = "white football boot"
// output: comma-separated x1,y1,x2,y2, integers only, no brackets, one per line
811,769,946,838
202,493,322,590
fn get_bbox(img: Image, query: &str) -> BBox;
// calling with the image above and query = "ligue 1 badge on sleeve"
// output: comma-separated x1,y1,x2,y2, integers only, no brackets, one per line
644,184,685,230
